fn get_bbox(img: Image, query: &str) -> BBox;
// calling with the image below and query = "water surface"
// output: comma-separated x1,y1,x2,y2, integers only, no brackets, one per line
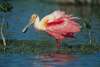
0,53,100,67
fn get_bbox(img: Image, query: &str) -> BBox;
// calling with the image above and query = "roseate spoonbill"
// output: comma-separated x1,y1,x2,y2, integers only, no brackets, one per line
22,10,80,48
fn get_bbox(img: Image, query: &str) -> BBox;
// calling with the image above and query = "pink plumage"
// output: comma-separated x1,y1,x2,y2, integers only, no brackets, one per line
46,10,80,48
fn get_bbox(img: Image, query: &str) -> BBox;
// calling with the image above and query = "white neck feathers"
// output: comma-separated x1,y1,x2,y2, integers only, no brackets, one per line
34,16,46,31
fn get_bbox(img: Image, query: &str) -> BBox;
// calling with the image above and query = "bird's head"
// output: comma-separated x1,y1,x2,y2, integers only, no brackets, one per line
31,14,38,23
22,14,38,33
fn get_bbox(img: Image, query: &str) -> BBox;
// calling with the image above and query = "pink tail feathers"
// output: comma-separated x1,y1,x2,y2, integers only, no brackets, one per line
56,39,61,48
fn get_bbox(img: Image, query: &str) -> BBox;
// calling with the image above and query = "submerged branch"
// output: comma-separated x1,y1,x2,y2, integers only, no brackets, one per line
0,17,6,46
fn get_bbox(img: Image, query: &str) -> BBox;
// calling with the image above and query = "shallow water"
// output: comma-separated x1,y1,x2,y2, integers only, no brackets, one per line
0,53,100,67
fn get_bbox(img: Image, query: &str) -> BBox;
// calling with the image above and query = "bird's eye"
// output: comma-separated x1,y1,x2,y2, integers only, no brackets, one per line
35,15,37,18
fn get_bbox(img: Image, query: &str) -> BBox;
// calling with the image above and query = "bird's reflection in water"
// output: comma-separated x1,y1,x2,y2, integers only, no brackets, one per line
39,52,76,67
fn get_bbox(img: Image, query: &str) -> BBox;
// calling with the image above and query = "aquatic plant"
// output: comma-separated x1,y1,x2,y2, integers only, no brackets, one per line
83,18,97,45
0,1,13,12
0,40,99,55
0,1,13,46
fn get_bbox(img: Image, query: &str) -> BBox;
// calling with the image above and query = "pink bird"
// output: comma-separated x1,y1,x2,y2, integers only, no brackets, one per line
22,10,80,48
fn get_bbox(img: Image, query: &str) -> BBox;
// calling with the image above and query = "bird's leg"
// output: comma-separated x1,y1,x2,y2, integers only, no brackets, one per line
56,39,61,48
51,39,61,55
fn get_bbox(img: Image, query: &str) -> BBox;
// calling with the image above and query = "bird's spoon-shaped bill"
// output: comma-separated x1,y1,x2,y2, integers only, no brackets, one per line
22,14,37,33
22,22,33,33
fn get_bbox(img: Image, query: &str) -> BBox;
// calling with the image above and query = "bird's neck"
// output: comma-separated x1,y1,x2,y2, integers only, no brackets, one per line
34,16,46,31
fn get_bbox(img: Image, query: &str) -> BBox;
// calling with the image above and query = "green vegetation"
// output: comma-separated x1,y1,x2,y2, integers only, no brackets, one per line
0,40,99,55
0,1,13,46
0,1,13,12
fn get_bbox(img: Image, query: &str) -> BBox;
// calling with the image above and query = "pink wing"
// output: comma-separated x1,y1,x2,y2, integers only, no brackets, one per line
46,17,80,40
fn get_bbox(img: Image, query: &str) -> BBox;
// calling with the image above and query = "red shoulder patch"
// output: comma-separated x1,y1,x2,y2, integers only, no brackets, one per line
47,18,64,26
